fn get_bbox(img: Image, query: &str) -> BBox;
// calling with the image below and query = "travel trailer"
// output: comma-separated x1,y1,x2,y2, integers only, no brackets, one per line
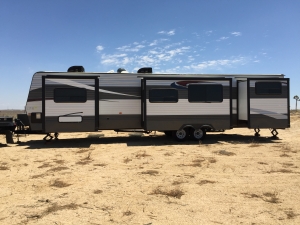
17,66,290,141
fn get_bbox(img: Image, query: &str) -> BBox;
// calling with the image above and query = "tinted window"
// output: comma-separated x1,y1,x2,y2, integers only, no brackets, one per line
255,82,282,95
54,88,87,103
188,84,223,102
31,112,42,123
149,89,178,103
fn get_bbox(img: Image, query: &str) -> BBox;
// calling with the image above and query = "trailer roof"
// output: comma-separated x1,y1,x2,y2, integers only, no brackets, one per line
36,71,285,78
137,74,285,78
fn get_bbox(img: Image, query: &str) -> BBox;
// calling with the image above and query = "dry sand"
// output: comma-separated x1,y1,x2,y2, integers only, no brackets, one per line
0,112,300,224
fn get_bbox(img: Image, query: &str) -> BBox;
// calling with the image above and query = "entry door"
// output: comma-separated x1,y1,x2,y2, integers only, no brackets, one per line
237,80,248,120
247,78,289,129
42,76,99,133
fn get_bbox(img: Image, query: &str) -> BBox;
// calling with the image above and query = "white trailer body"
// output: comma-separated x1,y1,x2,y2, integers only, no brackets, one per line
23,70,290,140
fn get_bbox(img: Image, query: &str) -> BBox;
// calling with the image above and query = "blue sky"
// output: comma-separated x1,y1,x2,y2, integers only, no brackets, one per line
0,0,299,109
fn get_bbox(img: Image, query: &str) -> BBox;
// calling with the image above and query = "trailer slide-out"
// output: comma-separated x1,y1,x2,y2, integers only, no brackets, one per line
16,66,290,141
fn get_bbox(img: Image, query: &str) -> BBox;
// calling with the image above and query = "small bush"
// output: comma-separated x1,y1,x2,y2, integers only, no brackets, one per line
197,180,216,185
151,187,184,199
50,180,71,188
135,151,151,159
214,150,236,156
140,170,159,176
93,190,103,194
263,191,280,204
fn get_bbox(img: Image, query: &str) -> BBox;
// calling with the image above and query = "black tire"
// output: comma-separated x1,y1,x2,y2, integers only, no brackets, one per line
5,130,14,144
191,128,206,140
164,131,173,136
173,129,188,141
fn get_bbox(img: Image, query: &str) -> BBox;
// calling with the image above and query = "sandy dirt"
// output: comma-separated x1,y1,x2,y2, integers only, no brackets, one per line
0,112,300,225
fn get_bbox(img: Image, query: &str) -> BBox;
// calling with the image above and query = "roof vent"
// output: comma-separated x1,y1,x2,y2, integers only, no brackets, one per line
117,68,127,73
67,66,85,72
137,67,152,73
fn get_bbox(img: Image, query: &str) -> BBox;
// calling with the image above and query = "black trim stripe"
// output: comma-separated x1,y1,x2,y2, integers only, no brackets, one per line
42,76,45,133
95,77,99,130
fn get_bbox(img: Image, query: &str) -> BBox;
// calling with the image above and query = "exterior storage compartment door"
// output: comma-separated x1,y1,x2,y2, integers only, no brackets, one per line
247,78,290,129
42,76,99,133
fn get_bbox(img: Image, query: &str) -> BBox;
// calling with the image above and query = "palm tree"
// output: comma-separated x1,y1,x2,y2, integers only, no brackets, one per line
294,95,299,111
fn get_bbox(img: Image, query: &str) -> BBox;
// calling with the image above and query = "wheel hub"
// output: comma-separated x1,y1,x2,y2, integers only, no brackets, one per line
176,130,186,139
194,129,203,139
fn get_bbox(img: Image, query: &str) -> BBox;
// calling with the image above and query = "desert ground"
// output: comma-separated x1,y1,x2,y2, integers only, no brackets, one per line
0,111,299,225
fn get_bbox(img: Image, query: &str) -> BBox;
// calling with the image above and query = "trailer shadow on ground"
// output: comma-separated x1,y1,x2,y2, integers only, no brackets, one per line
0,143,8,147
13,132,281,150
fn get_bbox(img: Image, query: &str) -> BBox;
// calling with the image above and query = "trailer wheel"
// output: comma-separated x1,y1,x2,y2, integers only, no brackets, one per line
173,129,188,141
191,128,206,140
5,130,14,144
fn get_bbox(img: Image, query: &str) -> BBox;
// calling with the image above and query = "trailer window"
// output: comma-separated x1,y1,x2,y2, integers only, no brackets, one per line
31,112,42,123
54,88,87,103
149,89,178,103
188,84,223,102
255,82,282,95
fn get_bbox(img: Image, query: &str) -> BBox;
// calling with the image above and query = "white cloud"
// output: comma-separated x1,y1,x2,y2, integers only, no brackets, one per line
158,46,190,62
158,29,175,36
116,45,131,51
148,50,159,54
97,29,257,73
101,53,128,65
190,57,246,70
220,37,229,40
138,55,155,64
164,42,183,49
205,30,213,36
116,44,145,52
192,32,200,38
148,38,169,47
149,40,158,46
96,45,104,52
157,54,166,59
101,58,118,65
101,44,191,68
217,36,229,41
231,32,242,36
188,56,195,63
122,57,132,65
167,30,175,36
136,45,145,49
